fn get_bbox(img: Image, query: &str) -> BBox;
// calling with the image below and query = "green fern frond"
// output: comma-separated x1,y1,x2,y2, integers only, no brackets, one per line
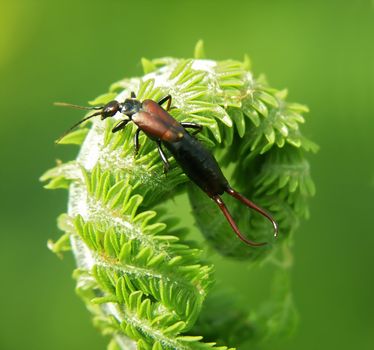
42,42,316,349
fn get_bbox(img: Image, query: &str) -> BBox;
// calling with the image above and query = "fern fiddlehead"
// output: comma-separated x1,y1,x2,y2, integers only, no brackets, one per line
41,42,317,349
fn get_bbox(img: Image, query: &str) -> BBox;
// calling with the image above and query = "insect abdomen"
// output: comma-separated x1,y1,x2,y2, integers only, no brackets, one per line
164,133,229,197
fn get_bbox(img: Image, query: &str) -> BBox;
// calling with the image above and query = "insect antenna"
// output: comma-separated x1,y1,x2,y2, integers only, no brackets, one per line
212,195,267,247
226,187,279,237
54,102,103,110
55,110,103,144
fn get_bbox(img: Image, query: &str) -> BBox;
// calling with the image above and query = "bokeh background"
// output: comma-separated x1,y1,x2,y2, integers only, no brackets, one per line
0,0,373,349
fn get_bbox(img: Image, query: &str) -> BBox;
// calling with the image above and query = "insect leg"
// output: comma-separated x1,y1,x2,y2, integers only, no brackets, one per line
212,195,267,247
158,95,172,111
134,128,141,155
225,187,279,237
157,140,170,173
112,119,131,133
181,122,203,135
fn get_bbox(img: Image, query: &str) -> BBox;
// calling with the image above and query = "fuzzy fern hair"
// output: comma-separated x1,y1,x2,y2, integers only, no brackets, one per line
41,41,317,349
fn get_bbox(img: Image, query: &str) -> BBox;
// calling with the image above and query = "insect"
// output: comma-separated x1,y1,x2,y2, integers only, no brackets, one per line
56,92,278,246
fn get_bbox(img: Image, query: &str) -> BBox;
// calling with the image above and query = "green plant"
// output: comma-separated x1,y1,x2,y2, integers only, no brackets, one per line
41,42,317,349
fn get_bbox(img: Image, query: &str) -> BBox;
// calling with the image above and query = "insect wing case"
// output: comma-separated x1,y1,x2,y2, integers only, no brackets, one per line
132,99,185,142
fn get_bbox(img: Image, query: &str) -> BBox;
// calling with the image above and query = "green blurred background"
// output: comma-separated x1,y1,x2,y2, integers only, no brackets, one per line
0,0,373,349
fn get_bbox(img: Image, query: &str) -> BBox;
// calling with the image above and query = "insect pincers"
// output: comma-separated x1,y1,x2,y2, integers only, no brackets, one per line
55,92,279,247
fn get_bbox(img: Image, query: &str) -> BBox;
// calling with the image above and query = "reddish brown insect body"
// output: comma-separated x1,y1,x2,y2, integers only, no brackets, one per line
55,92,278,247
133,100,185,142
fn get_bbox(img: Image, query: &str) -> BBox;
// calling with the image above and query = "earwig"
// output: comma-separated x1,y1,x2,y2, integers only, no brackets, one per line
56,93,278,246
